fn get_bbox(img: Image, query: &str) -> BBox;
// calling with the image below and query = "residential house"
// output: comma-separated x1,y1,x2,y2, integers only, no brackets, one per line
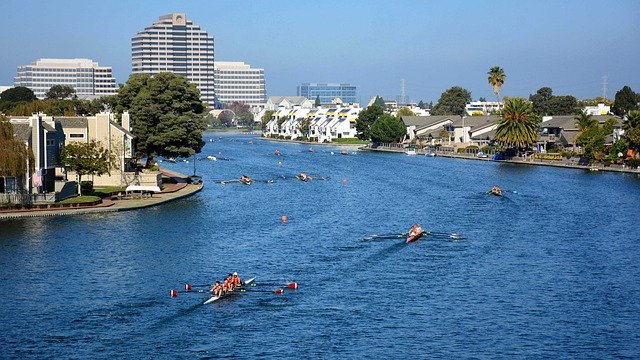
538,115,622,151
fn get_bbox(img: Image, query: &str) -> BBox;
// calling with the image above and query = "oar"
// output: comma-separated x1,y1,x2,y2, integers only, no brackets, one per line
363,233,407,240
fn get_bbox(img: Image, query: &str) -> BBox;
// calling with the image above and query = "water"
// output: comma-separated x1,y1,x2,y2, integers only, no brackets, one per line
1,133,639,359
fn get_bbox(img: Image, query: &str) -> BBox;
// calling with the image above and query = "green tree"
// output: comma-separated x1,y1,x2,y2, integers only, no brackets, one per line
261,110,275,131
370,114,406,143
396,107,415,117
60,140,115,194
609,139,628,159
431,86,472,116
576,118,616,161
495,98,541,148
120,72,206,166
574,112,597,151
0,115,35,181
530,87,553,116
227,102,254,128
487,66,506,103
45,85,75,100
355,104,384,140
0,86,36,103
417,100,425,109
297,118,311,139
623,111,640,151
548,95,578,115
612,85,638,116
373,96,386,108
314,95,321,107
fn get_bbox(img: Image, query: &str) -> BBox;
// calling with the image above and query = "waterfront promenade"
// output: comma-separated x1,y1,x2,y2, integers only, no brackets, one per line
363,144,640,175
0,169,202,220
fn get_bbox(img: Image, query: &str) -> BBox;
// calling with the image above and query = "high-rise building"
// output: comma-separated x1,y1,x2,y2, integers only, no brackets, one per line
297,83,357,105
14,58,118,99
214,62,267,107
131,13,215,104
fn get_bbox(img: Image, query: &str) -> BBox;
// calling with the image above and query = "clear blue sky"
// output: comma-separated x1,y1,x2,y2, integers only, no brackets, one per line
1,0,638,104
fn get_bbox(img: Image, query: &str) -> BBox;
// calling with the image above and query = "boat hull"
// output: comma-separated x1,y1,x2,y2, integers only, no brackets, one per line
204,277,255,304
406,231,424,243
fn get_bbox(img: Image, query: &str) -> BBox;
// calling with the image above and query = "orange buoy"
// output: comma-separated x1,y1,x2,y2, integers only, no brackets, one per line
274,289,284,294
185,284,192,291
281,215,287,223
287,282,298,290
170,289,178,297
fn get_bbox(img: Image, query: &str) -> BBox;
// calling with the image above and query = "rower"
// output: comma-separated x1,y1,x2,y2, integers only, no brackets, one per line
409,223,422,237
212,281,223,297
232,272,241,287
240,175,252,184
299,172,308,181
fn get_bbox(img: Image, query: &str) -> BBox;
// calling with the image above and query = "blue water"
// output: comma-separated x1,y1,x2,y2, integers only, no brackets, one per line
1,133,640,359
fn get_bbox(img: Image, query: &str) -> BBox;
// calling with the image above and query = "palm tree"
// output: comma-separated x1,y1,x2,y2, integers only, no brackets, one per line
487,66,506,106
574,111,597,151
623,111,640,151
495,98,541,149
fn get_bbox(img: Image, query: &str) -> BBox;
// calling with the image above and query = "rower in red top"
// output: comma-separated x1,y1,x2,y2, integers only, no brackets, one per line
212,281,223,297
232,272,241,287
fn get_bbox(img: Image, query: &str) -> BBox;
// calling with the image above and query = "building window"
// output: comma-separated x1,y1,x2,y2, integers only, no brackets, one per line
69,134,84,138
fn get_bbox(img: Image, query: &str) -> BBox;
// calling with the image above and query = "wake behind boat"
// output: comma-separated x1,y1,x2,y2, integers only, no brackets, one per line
204,277,255,304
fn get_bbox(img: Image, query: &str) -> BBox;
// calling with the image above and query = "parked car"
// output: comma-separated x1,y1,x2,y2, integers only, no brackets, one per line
477,152,488,158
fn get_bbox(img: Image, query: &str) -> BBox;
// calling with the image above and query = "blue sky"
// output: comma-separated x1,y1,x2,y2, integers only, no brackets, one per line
1,0,638,104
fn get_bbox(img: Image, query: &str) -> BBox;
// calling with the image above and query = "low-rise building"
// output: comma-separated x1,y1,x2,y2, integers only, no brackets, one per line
264,105,361,142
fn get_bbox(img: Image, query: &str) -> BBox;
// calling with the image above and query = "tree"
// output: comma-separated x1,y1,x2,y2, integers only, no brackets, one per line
612,86,638,116
494,97,541,148
0,115,34,181
60,140,115,194
373,96,386,108
530,87,554,116
574,112,597,151
576,118,616,161
355,104,384,140
431,86,472,116
226,102,254,128
396,107,415,117
579,97,613,107
487,66,506,103
417,100,425,109
297,118,311,139
120,72,206,166
479,97,487,102
623,111,640,151
0,86,36,103
45,85,75,100
314,95,321,107
370,115,406,143
548,95,578,115
261,110,275,131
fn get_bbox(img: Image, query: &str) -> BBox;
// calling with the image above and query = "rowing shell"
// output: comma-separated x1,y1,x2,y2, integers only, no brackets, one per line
203,277,255,304
406,231,424,243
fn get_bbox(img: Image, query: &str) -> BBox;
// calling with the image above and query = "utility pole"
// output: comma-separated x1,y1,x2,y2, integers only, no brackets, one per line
602,75,608,99
400,78,406,106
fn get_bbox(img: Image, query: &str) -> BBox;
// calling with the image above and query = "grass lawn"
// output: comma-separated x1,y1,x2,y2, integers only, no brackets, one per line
91,186,126,198
332,138,369,145
59,195,101,204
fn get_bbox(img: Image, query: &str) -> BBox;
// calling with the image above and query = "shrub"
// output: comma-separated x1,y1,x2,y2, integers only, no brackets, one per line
80,181,93,193
627,158,640,168
456,148,466,153
151,164,160,171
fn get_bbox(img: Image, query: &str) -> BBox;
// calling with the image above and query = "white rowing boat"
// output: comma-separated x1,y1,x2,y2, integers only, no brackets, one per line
203,277,255,304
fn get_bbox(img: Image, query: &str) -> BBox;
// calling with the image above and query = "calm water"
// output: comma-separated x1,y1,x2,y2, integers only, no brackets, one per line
1,133,639,359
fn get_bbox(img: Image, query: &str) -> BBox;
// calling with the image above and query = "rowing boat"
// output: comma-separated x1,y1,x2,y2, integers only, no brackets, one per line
406,230,424,243
203,277,255,304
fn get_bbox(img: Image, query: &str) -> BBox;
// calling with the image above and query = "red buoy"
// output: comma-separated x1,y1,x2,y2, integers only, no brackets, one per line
287,282,298,290
185,284,192,291
170,289,178,297
342,178,347,185
281,215,287,223
274,289,284,294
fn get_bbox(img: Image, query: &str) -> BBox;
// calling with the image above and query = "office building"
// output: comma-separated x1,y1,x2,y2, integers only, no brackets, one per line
132,13,215,104
14,58,117,99
297,83,357,105
214,61,267,107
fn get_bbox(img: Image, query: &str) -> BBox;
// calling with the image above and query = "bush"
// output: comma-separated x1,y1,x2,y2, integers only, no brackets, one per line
466,145,479,149
80,181,93,193
151,164,160,171
627,159,640,168
456,148,466,153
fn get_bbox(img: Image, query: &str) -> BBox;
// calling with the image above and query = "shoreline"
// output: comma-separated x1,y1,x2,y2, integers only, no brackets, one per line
362,146,640,175
0,168,203,220
258,136,368,147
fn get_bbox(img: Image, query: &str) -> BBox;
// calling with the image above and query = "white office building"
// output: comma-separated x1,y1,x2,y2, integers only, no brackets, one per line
214,61,267,107
132,13,215,105
14,58,118,99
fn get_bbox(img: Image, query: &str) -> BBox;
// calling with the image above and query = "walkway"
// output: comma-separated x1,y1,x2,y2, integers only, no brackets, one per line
0,169,203,220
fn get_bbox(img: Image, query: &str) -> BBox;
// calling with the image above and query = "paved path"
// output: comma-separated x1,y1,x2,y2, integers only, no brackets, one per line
0,169,203,220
